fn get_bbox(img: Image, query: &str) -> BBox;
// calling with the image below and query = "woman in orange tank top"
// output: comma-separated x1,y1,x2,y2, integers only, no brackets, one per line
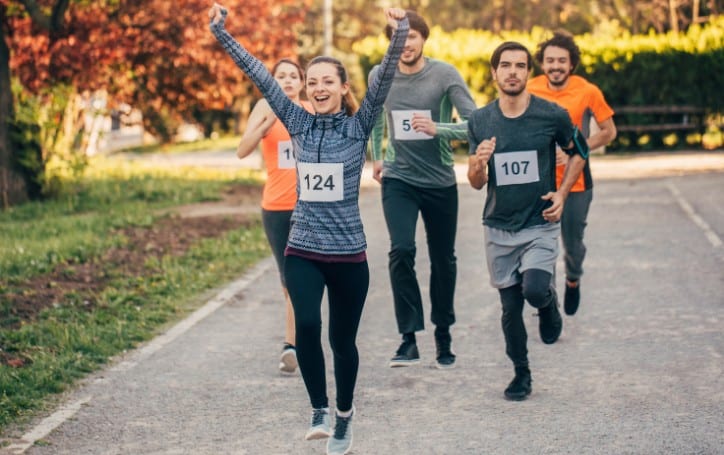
237,58,312,374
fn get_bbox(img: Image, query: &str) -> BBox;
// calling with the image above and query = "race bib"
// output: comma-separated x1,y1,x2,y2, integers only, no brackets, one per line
391,110,433,140
297,162,344,202
277,140,295,169
494,150,540,186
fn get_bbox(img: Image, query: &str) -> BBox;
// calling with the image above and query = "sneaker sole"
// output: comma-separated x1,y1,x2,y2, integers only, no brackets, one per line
279,350,298,373
389,359,420,368
305,429,331,440
504,390,531,401
435,361,456,370
564,301,579,316
326,434,353,455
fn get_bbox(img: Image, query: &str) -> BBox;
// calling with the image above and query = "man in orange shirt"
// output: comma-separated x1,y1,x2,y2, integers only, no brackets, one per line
528,31,617,316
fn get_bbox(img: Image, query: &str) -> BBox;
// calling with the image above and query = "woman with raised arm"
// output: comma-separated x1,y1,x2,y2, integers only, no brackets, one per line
236,58,312,375
209,4,409,454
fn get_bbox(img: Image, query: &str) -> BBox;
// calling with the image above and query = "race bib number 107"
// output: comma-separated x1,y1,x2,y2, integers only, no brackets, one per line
493,150,540,186
297,162,344,202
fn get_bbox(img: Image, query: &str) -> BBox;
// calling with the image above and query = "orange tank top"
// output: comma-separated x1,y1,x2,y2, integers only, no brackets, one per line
259,101,312,210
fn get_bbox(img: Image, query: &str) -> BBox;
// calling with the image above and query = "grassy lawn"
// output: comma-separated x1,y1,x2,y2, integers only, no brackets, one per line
116,135,240,155
0,155,270,434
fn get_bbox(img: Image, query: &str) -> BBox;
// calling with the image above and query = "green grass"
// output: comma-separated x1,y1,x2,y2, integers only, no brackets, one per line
116,135,240,155
0,158,269,432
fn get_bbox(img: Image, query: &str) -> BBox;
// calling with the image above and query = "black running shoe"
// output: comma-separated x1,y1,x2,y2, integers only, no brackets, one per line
389,339,420,367
564,281,580,316
504,367,532,401
434,329,456,369
538,301,563,344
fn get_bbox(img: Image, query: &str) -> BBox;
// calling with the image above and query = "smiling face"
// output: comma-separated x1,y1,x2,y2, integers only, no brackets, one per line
399,29,425,68
305,61,349,115
492,49,530,96
541,45,573,88
273,62,304,100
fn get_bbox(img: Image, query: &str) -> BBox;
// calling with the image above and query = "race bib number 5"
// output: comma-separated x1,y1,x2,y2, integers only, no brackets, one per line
297,162,344,202
494,150,540,186
277,140,295,169
391,110,433,140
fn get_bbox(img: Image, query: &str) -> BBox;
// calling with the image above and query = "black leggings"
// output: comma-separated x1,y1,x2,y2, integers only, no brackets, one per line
284,255,369,411
498,268,555,368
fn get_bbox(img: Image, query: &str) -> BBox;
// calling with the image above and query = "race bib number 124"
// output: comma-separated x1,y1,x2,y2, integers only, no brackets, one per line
297,162,344,202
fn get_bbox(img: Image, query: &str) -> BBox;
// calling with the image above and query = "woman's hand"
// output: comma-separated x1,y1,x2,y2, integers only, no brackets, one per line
208,2,226,25
384,8,406,30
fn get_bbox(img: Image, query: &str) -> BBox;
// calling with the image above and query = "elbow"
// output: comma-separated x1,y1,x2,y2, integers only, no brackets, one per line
236,145,252,159
609,126,618,142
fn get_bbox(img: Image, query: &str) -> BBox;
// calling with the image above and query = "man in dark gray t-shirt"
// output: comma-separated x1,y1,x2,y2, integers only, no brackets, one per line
467,41,589,401
368,10,476,370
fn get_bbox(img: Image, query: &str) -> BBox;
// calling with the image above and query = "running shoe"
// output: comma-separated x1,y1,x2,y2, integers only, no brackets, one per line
564,281,580,315
504,366,532,401
538,301,562,344
305,407,331,440
389,339,420,367
326,407,354,455
434,328,456,369
279,343,298,374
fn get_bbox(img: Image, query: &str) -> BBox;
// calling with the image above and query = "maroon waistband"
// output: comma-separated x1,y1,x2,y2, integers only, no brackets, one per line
284,247,367,263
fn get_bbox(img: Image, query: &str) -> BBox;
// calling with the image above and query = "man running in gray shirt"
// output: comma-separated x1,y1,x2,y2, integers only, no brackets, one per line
467,41,588,400
368,10,476,369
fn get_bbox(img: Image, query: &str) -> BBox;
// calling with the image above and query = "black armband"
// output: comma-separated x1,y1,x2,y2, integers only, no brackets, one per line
562,127,589,160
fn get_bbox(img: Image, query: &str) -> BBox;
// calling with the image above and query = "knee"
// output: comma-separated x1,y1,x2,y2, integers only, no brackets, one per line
295,316,321,336
521,283,549,308
389,244,416,263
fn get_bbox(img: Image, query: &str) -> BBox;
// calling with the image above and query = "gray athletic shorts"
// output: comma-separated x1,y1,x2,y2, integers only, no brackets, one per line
484,223,560,289
261,209,293,286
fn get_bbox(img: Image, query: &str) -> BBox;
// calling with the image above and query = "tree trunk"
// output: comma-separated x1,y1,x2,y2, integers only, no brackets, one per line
693,0,700,23
669,0,679,32
0,8,28,208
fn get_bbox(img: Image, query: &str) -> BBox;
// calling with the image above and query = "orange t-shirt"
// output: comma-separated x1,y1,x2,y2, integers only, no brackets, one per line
527,75,614,192
259,101,313,211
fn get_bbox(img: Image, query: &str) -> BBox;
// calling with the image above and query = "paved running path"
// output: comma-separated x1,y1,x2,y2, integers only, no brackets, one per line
3,150,723,455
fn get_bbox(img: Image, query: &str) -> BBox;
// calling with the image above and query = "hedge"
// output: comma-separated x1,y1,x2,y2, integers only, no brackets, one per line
353,17,724,150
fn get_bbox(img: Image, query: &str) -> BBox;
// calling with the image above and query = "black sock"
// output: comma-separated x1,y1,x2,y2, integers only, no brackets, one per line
402,332,416,343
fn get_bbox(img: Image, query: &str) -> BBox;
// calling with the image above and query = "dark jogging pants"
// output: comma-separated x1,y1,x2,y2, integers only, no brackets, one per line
284,255,369,412
381,177,457,334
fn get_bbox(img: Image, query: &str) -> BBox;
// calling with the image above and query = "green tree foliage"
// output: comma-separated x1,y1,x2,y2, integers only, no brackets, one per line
354,16,724,149
355,16,724,106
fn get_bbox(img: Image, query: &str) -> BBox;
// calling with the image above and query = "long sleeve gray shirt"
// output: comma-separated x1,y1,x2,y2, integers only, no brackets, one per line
369,58,476,188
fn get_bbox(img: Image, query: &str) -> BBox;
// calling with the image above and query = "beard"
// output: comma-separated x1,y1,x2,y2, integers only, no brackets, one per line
501,84,526,96
400,50,423,68
546,70,570,87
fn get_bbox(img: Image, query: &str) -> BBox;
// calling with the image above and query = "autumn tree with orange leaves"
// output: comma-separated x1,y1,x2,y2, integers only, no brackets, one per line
1,0,309,207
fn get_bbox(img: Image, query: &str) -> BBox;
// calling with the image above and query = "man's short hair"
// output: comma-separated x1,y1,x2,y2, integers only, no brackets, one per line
385,10,429,40
490,41,532,70
535,30,581,71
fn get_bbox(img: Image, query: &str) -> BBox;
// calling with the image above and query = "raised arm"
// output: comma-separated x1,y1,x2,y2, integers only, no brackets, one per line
356,9,409,135
208,4,302,132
